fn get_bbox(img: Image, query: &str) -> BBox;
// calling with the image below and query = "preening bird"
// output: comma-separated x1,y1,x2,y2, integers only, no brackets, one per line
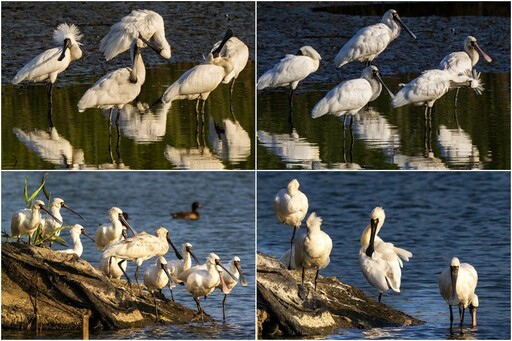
334,9,416,68
11,23,82,126
439,257,479,334
359,207,412,302
171,202,201,220
11,200,62,245
57,224,94,257
211,36,249,96
273,179,309,269
100,9,171,61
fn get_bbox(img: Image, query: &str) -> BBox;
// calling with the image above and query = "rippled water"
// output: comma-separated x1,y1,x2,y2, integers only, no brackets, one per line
1,171,255,339
257,2,510,170
2,2,255,170
258,172,510,339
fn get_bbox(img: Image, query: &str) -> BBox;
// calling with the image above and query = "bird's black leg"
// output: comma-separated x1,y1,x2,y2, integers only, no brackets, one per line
449,305,454,334
118,260,131,285
459,305,464,334
314,269,319,290
378,293,382,303
454,88,460,110
222,294,227,322
301,267,305,286
134,265,143,296
47,83,54,128
153,292,160,322
288,227,297,270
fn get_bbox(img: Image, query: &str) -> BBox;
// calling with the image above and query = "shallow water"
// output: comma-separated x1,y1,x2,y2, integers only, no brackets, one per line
257,172,510,339
257,2,510,170
1,171,256,339
2,2,255,170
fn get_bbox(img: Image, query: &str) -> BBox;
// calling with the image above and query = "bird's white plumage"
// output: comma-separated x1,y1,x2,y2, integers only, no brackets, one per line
57,224,90,257
295,212,332,271
439,257,478,308
257,46,321,91
211,36,249,83
439,36,492,75
42,198,65,238
99,256,127,279
94,207,130,249
12,23,82,85
359,207,412,297
11,200,55,243
185,253,225,299
169,243,198,284
144,256,171,292
334,9,415,67
100,9,171,61
273,179,309,228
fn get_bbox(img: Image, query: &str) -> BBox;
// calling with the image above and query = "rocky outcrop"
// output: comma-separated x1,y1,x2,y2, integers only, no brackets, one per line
1,242,210,333
257,252,423,338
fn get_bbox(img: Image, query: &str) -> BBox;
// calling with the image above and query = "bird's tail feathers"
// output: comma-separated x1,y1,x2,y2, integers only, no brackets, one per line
311,98,328,118
393,246,412,262
257,71,273,90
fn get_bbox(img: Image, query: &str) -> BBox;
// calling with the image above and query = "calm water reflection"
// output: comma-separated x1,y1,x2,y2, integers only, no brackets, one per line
2,2,255,170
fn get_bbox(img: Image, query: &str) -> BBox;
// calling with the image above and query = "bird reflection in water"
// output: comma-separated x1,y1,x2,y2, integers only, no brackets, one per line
209,115,251,166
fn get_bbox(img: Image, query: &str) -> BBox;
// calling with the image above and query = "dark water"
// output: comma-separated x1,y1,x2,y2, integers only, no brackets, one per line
257,2,510,170
2,2,255,170
257,172,511,339
1,171,255,339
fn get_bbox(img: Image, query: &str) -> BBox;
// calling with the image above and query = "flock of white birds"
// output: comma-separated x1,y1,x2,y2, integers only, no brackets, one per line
272,178,479,335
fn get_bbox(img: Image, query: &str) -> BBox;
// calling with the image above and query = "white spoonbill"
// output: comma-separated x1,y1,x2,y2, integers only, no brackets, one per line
438,257,479,334
334,9,416,68
218,256,249,321
94,207,136,249
102,226,182,295
169,243,200,285
57,224,94,257
12,23,82,126
99,255,127,280
100,9,171,61
311,65,395,127
11,200,62,245
143,256,173,321
273,179,309,269
160,29,234,114
295,212,332,290
211,35,249,96
184,253,236,320
391,69,484,121
257,46,321,111
43,198,86,244
78,38,159,128
359,207,412,302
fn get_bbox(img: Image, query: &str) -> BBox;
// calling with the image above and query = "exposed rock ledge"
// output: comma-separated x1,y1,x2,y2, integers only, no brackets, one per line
2,242,211,333
257,252,424,338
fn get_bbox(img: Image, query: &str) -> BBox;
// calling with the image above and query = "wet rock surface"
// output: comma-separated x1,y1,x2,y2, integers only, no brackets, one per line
257,252,423,338
1,242,210,332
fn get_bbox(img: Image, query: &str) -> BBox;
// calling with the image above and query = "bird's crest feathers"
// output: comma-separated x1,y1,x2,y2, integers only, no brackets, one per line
53,23,82,45
306,212,322,229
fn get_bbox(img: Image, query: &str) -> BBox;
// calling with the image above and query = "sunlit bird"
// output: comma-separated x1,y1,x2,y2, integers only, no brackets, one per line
334,9,416,68
99,255,127,280
359,207,412,302
11,23,83,126
183,253,236,320
43,198,86,244
257,46,321,112
171,202,201,220
94,207,136,249
143,256,173,321
102,226,182,295
439,257,479,334
273,179,309,269
391,68,484,121
295,212,332,290
11,200,62,245
169,243,200,285
78,38,159,128
57,224,94,257
311,65,395,127
218,256,248,321
100,9,171,61
160,29,234,114
211,35,249,96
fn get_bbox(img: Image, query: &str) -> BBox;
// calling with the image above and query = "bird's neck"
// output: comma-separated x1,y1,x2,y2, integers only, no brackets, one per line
214,57,234,76
130,52,146,84
466,48,479,67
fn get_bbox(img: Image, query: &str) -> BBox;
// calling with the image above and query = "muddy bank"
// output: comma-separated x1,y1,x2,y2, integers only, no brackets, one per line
1,242,210,333
257,252,423,338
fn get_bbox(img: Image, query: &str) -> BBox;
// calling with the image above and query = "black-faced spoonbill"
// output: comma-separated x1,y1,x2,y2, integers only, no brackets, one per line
273,179,309,270
295,212,332,291
171,202,201,220
257,46,321,114
43,198,87,244
102,226,182,295
11,23,83,126
438,257,479,334
57,224,94,257
359,207,412,302
100,9,171,61
143,256,173,321
311,65,395,127
184,253,237,320
159,29,234,114
218,256,248,321
78,38,161,129
391,68,484,122
169,243,200,286
94,207,136,249
334,9,416,68
11,199,62,245
211,35,249,98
